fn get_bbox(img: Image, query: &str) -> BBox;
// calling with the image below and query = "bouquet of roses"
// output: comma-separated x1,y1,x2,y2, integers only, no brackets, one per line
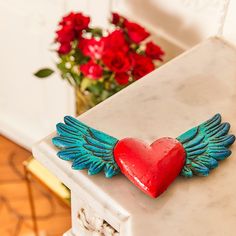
35,12,165,113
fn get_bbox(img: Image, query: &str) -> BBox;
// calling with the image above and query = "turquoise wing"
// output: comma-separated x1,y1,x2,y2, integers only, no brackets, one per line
177,114,235,177
52,116,120,178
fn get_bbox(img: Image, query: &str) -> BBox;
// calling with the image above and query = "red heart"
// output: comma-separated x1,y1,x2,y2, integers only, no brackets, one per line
114,137,186,198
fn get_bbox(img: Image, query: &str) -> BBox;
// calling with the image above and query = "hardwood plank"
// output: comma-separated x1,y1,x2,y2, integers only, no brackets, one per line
0,135,71,236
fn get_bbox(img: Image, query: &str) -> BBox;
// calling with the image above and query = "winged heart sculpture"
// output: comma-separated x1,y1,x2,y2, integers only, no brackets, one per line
52,114,235,198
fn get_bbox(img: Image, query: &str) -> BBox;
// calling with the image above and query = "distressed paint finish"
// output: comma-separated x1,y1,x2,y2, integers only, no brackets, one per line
177,114,235,177
52,113,235,198
114,137,185,198
52,116,120,178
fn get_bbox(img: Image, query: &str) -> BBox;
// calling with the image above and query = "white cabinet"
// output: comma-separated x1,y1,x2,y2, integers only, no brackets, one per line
33,37,236,236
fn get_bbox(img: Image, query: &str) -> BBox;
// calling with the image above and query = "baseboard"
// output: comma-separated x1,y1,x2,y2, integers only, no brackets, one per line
0,117,39,151
63,229,74,236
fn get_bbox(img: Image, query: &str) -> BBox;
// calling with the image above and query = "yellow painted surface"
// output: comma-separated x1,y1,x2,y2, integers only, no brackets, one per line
27,158,70,200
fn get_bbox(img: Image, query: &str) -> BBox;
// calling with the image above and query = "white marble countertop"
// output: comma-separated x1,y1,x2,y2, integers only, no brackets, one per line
33,37,236,236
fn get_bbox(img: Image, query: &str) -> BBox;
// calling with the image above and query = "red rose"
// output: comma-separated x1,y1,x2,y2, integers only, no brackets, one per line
58,43,71,54
74,13,90,31
80,60,103,79
59,12,75,27
102,30,129,53
131,53,155,80
115,73,129,85
79,38,104,60
59,12,90,32
111,12,127,26
56,26,75,43
102,51,131,73
145,41,164,60
111,12,121,25
124,20,150,43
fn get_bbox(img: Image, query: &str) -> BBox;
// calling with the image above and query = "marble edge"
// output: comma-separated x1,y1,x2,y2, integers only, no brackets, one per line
32,137,130,222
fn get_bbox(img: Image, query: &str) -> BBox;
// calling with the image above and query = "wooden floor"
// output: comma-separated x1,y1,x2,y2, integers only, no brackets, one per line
0,135,71,236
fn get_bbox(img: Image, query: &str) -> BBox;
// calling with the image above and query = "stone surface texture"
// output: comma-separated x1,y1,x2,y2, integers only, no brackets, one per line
33,37,236,236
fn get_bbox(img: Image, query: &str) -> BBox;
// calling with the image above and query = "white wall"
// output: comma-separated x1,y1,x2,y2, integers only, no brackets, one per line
0,0,235,150
111,0,231,49
0,0,110,150
222,0,236,42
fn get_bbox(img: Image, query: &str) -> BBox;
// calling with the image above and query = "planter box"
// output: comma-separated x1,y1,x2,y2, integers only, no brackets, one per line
33,37,236,236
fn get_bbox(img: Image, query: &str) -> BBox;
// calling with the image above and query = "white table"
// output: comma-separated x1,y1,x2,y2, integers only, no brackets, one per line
33,37,236,236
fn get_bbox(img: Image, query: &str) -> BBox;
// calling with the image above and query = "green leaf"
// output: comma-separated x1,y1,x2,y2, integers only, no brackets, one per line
71,73,82,86
86,27,103,37
57,62,67,73
81,78,93,91
101,90,110,100
34,68,54,78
